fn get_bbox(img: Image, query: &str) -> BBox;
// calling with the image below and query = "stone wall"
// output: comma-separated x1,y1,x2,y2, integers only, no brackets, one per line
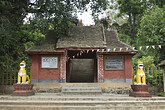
0,85,14,94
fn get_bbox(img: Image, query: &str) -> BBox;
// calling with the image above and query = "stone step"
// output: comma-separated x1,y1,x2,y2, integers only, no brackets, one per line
62,92,102,95
1,100,165,106
62,84,102,87
62,90,102,92
1,95,165,101
0,105,165,110
0,102,165,110
62,88,102,90
1,94,165,110
61,85,102,95
62,86,102,90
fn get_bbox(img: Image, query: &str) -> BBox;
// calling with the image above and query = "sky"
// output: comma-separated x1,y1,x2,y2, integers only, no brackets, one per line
77,11,95,26
77,10,106,26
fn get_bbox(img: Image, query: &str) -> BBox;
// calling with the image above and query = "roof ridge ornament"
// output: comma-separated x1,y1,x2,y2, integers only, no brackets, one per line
101,24,106,42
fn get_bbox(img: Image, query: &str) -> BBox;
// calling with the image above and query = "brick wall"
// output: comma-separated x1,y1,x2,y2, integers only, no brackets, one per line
31,53,132,83
98,54,133,82
31,54,66,82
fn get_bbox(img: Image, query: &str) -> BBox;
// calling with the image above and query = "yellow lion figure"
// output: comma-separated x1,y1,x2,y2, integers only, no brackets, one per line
133,61,146,85
17,61,30,84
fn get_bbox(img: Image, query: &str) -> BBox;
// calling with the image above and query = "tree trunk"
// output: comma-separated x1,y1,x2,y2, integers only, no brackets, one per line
129,14,133,38
132,14,136,38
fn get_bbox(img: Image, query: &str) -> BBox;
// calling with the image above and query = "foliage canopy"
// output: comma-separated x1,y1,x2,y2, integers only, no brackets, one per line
0,0,108,68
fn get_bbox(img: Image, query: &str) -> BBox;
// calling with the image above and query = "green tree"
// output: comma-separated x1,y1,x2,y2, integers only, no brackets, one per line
136,5,165,62
108,1,164,67
0,0,30,68
117,0,151,39
150,0,165,8
137,6,165,45
139,56,156,68
109,0,164,39
0,0,109,69
28,0,108,37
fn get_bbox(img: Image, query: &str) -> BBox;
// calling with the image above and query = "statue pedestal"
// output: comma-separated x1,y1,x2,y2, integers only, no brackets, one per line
12,84,35,96
129,85,151,97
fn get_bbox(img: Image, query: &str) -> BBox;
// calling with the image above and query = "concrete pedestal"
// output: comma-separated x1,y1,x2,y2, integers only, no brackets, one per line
129,85,151,97
12,84,35,96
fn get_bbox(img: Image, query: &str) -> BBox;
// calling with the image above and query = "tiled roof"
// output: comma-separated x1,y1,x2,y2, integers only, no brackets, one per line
56,26,106,48
26,26,137,53
104,29,136,52
26,31,64,53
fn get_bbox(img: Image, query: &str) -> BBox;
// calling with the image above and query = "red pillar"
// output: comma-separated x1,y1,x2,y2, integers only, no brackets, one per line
124,55,133,83
31,55,39,80
98,54,104,82
60,54,66,83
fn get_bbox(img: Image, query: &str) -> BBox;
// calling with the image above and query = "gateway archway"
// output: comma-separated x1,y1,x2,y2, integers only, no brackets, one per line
66,50,97,83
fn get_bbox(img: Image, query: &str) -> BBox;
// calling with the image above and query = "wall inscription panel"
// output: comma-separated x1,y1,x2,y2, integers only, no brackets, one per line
41,57,58,68
105,56,123,70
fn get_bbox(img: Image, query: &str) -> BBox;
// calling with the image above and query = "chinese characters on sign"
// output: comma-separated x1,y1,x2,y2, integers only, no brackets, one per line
105,56,123,70
41,57,58,68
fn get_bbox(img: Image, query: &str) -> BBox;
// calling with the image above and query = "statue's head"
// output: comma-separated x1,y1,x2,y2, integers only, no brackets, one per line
20,61,26,68
138,61,143,70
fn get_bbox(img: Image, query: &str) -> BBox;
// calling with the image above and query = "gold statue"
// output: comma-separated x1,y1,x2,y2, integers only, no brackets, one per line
17,61,30,84
133,61,146,85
